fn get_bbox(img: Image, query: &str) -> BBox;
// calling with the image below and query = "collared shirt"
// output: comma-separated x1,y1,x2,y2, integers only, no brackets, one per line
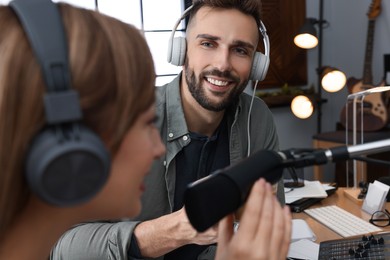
173,116,229,211
165,116,229,260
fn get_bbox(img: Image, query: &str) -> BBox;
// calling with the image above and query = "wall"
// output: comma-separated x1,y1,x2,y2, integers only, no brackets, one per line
271,0,390,182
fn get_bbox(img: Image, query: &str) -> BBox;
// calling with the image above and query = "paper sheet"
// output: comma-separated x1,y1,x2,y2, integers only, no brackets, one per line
291,219,316,242
285,180,328,204
362,180,390,214
288,239,319,260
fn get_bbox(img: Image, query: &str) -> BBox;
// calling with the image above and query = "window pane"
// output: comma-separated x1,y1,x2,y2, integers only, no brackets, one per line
145,31,183,76
98,0,141,28
1,0,185,80
156,75,178,87
142,0,184,31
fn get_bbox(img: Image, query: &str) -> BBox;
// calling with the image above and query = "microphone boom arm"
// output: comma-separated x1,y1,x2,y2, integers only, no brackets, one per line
280,139,390,169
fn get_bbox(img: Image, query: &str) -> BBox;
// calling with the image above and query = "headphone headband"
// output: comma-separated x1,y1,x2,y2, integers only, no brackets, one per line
9,0,110,206
10,0,82,125
259,20,270,57
167,5,193,64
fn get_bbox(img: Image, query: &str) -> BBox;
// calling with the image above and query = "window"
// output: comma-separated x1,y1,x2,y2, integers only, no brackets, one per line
0,0,186,86
66,0,186,86
140,0,185,86
64,0,187,86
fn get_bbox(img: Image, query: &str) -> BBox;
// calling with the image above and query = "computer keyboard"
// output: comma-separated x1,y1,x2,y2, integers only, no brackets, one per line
304,205,382,237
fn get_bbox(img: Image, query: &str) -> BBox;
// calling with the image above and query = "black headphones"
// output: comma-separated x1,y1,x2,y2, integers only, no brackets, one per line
10,0,110,206
167,5,270,81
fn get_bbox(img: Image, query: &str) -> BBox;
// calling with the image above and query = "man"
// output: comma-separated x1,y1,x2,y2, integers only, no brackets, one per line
51,0,285,259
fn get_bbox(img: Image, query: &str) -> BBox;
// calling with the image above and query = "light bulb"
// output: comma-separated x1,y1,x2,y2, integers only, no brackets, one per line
291,95,314,119
294,34,318,49
321,70,346,92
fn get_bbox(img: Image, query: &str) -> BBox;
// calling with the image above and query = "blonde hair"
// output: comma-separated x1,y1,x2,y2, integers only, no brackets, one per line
0,3,155,236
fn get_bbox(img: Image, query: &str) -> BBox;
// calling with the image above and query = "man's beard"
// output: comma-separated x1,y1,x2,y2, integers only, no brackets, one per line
184,59,248,112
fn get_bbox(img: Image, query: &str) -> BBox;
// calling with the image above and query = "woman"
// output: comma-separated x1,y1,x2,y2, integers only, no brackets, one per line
0,2,291,259
0,3,164,258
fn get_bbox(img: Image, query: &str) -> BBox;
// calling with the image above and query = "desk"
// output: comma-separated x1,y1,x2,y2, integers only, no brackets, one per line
293,187,390,243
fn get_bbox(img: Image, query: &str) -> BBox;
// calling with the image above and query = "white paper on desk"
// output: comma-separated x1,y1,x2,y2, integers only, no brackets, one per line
285,180,328,204
362,180,390,214
288,239,319,260
291,219,316,242
322,183,337,191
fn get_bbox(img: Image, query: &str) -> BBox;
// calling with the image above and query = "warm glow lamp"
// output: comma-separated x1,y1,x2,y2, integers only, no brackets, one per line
294,34,318,49
292,0,346,133
293,18,318,49
291,95,314,119
321,67,347,92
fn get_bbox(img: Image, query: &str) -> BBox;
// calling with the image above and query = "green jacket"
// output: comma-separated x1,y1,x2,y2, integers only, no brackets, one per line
51,74,284,260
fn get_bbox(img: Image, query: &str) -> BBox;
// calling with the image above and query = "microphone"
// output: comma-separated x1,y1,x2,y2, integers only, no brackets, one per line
184,150,284,232
184,138,390,232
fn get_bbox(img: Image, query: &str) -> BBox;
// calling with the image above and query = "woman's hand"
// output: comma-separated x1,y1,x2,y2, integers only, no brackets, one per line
216,178,292,260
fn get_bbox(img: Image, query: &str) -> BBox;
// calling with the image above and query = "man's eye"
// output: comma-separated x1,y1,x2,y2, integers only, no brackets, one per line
235,48,249,56
201,42,214,48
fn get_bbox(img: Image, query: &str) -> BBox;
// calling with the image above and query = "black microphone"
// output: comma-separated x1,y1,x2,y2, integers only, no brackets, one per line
184,138,390,232
184,150,284,232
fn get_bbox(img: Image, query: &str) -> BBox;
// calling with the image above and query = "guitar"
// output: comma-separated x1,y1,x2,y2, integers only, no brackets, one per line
339,0,387,132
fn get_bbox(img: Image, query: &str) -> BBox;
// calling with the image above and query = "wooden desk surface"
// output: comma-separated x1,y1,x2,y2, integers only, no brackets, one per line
292,187,390,243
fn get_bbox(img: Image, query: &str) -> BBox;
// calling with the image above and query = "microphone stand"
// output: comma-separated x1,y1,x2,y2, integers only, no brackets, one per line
279,139,390,169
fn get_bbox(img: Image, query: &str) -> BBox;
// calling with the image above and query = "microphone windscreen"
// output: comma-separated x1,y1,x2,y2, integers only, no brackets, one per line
184,173,241,232
184,150,283,232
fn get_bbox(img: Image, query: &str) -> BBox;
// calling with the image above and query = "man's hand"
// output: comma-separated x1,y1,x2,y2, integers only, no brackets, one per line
134,207,217,258
173,207,218,245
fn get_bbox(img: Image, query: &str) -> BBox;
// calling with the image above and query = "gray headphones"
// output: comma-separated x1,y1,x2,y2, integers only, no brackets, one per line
167,5,270,81
10,0,110,206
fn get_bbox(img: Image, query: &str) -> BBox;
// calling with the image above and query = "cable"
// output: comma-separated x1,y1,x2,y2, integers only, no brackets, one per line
247,80,259,157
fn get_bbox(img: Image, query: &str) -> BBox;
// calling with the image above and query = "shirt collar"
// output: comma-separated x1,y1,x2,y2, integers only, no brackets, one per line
166,73,189,141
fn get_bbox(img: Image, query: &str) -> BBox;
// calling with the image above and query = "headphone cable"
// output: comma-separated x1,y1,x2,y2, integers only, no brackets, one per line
247,80,259,157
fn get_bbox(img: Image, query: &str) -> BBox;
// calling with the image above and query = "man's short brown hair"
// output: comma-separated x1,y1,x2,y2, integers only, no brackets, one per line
189,0,262,28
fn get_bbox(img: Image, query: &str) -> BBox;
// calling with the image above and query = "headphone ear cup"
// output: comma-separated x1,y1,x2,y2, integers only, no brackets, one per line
250,52,270,81
25,125,110,206
169,37,187,66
